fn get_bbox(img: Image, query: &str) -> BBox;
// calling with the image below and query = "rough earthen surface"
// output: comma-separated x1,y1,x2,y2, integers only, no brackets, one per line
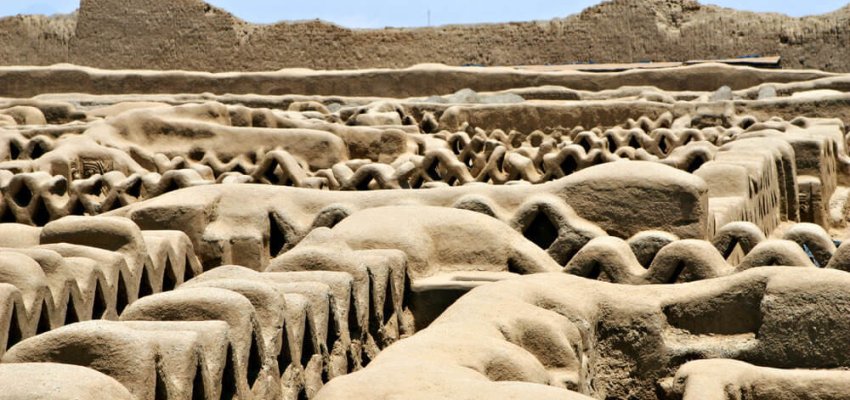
2,4,850,398
1,0,850,72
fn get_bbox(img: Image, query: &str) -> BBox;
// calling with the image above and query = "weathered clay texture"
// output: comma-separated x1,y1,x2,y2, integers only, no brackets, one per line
2,0,850,72
1,9,850,399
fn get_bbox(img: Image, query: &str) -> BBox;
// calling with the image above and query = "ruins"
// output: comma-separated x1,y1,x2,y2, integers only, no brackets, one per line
1,0,850,399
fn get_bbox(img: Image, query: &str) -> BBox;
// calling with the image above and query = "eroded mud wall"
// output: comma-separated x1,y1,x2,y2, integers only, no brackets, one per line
0,0,848,72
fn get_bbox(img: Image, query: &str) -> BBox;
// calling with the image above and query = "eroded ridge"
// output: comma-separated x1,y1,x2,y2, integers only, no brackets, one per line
318,268,850,399
1,58,850,400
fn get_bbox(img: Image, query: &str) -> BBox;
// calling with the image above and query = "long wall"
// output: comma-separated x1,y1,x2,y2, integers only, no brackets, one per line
0,0,849,73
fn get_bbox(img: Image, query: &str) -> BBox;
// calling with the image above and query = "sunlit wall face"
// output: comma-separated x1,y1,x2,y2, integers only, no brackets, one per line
1,0,846,28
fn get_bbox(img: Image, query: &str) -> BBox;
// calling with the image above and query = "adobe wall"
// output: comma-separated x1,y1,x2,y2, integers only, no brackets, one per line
0,0,848,72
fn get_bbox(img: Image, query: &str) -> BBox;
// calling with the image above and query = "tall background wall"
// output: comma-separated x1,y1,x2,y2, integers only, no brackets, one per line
0,0,848,72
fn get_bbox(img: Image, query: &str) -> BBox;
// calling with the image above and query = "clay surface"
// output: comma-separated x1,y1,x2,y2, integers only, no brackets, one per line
2,2,850,400
1,0,850,72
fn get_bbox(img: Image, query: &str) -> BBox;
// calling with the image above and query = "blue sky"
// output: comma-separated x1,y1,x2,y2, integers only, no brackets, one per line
1,1,847,27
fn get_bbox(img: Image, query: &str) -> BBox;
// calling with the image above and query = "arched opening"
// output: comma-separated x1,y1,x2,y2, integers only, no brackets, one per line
522,210,559,250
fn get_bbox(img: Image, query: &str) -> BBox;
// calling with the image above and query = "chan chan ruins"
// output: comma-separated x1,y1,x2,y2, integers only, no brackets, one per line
3,0,850,399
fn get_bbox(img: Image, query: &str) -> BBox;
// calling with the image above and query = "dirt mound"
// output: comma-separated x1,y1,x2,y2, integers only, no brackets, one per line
0,0,849,72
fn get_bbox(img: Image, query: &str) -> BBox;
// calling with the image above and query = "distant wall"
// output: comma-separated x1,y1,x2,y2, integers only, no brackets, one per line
0,13,75,66
0,0,849,73
0,64,834,98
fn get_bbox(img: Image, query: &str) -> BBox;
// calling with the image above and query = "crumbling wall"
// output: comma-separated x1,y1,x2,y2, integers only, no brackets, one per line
0,0,848,72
